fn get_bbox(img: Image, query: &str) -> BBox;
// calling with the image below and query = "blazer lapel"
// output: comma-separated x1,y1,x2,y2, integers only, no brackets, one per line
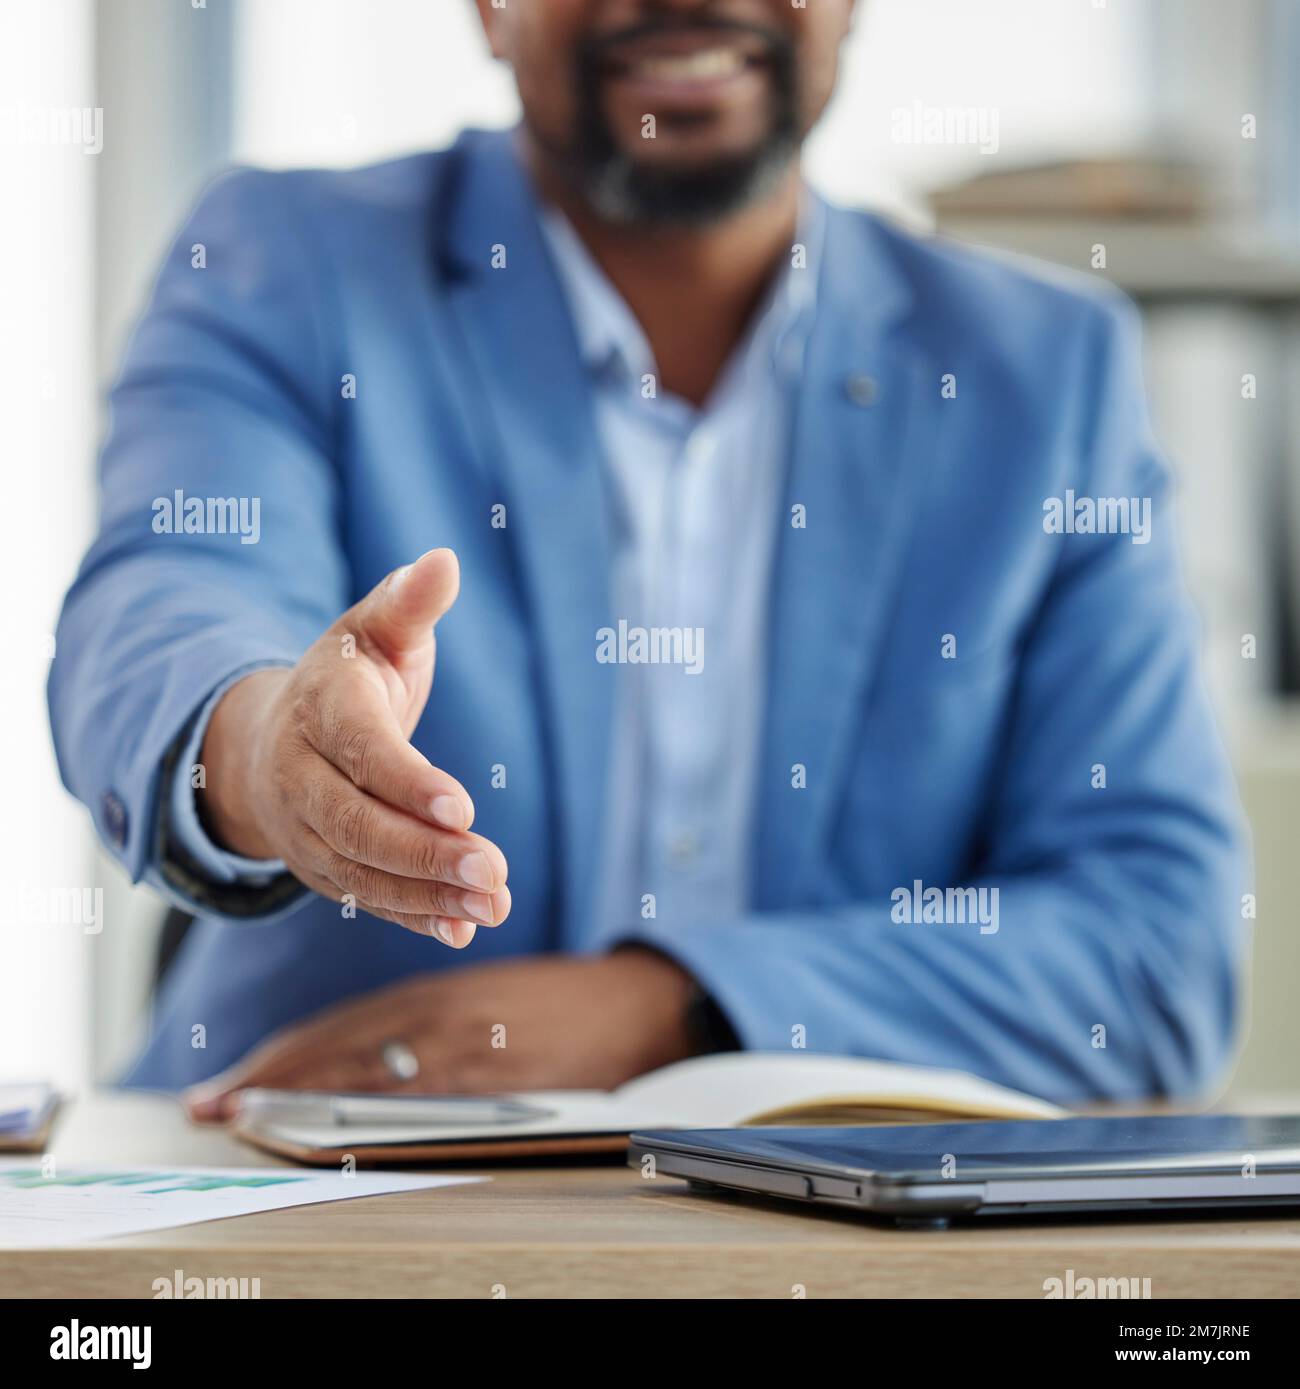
437,132,615,940
756,206,939,909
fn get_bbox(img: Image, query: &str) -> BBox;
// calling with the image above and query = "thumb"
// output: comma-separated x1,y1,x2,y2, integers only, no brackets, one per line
356,548,460,659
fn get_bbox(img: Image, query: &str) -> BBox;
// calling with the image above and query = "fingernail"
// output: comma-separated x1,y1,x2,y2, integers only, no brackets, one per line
429,918,454,945
461,892,495,925
190,1091,236,1124
389,563,413,591
491,885,510,924
430,795,468,830
449,921,477,949
458,851,493,891
185,1092,219,1121
184,1081,228,1120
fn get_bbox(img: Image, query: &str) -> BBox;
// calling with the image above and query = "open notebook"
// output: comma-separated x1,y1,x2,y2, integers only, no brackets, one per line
233,1053,1064,1164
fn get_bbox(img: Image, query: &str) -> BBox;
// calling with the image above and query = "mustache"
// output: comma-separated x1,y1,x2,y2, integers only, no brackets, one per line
580,14,792,61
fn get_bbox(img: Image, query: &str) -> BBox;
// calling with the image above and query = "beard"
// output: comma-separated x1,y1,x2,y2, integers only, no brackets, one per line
565,18,801,229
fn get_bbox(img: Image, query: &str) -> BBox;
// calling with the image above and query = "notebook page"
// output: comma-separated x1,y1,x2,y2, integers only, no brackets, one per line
613,1053,1064,1126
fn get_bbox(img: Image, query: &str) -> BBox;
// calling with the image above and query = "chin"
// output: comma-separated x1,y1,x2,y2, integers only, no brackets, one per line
579,136,799,229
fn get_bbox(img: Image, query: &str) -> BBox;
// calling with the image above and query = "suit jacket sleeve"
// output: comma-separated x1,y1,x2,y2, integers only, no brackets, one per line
49,169,347,923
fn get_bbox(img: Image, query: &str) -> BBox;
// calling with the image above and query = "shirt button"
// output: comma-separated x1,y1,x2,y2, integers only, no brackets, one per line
101,791,129,850
844,373,879,407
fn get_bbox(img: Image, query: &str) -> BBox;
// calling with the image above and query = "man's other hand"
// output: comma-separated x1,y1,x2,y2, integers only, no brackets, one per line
199,548,509,946
183,949,697,1121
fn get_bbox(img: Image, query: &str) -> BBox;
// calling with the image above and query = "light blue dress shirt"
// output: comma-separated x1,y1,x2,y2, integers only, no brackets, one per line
537,203,823,942
169,191,825,944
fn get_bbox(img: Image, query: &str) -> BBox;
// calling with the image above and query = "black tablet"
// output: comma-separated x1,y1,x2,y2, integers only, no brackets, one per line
629,1114,1300,1226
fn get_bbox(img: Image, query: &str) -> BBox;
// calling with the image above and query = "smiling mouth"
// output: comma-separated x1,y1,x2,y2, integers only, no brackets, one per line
619,47,753,84
598,28,772,91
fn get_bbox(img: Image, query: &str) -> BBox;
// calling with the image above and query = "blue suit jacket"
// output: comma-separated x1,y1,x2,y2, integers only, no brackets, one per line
50,129,1245,1101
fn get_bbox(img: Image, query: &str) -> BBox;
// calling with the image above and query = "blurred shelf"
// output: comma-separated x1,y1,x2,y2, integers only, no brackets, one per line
935,216,1300,302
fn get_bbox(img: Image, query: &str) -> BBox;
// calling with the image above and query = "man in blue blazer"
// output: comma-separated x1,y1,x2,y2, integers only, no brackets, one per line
50,0,1244,1112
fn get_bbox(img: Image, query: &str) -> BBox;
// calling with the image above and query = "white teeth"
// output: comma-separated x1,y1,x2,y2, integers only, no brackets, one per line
630,48,746,83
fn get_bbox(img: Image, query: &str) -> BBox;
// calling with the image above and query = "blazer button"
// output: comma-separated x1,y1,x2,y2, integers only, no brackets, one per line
844,373,879,407
101,791,129,849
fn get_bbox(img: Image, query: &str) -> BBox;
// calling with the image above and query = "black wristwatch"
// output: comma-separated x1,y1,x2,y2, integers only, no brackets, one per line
683,985,742,1056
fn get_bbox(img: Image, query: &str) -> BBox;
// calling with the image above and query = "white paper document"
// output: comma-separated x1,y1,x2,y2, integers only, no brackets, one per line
0,1159,483,1247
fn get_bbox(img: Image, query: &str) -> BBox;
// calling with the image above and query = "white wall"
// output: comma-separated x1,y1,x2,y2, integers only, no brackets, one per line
814,0,1149,217
232,0,515,167
0,0,97,1087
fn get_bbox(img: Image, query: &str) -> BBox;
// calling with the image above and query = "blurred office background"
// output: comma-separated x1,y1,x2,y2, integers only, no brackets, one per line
3,0,1298,1096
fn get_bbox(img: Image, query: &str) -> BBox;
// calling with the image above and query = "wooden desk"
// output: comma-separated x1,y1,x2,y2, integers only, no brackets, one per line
4,1092,1300,1299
